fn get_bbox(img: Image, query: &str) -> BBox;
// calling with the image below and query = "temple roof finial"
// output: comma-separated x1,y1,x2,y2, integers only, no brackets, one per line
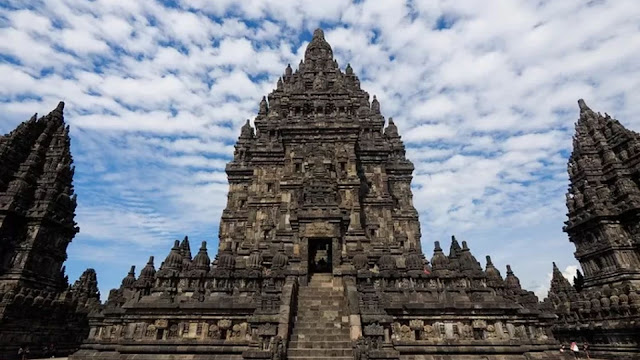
434,240,442,252
449,235,461,255
305,28,333,63
240,119,254,139
313,28,325,39
259,96,268,115
577,99,590,112
43,101,65,123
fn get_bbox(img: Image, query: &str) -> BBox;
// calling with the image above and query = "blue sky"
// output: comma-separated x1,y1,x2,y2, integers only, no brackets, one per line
1,0,639,300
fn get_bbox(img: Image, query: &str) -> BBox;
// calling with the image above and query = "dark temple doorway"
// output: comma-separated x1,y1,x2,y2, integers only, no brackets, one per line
309,238,332,274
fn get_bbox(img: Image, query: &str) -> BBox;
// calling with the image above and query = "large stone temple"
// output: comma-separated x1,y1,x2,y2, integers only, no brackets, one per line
543,100,640,359
69,29,561,360
0,103,101,359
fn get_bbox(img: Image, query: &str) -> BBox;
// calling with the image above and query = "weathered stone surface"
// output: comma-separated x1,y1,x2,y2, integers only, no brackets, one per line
0,103,100,359
544,100,640,360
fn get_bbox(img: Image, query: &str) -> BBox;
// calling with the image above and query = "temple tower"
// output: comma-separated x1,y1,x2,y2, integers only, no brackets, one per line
545,100,640,359
221,28,421,283
0,101,78,290
565,99,640,288
0,103,99,358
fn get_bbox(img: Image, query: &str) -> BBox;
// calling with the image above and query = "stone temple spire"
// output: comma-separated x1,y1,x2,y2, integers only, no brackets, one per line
0,102,101,358
539,100,640,357
564,99,640,290
0,102,79,290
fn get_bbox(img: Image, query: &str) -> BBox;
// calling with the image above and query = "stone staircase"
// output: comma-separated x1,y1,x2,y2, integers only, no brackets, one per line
288,273,353,360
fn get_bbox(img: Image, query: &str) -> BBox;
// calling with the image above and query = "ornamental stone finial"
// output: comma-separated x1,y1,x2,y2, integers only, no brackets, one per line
578,99,590,112
305,28,333,63
259,96,268,115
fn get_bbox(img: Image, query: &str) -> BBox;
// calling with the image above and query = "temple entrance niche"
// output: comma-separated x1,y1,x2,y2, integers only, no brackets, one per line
308,238,332,274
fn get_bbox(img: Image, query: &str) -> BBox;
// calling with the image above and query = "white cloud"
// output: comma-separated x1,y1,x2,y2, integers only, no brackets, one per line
2,0,638,300
404,123,457,143
59,28,110,54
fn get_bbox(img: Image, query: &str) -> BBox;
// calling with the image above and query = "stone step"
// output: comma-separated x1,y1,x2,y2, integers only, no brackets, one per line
296,312,347,318
304,286,343,290
292,334,350,340
309,274,333,279
296,311,345,317
292,333,350,341
296,314,348,320
289,340,352,349
292,328,350,336
295,318,347,325
294,317,346,323
292,326,350,332
305,282,336,286
298,293,344,297
299,296,343,300
293,324,346,330
304,282,340,288
289,358,352,360
292,321,344,328
291,274,352,355
296,315,347,320
288,348,353,357
297,307,346,312
305,282,337,286
297,302,346,308
298,291,344,296
299,289,343,293
298,295,345,300
296,313,348,319
292,333,350,338
299,288,341,292
287,357,352,360
298,303,345,308
305,280,338,284
298,289,343,294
